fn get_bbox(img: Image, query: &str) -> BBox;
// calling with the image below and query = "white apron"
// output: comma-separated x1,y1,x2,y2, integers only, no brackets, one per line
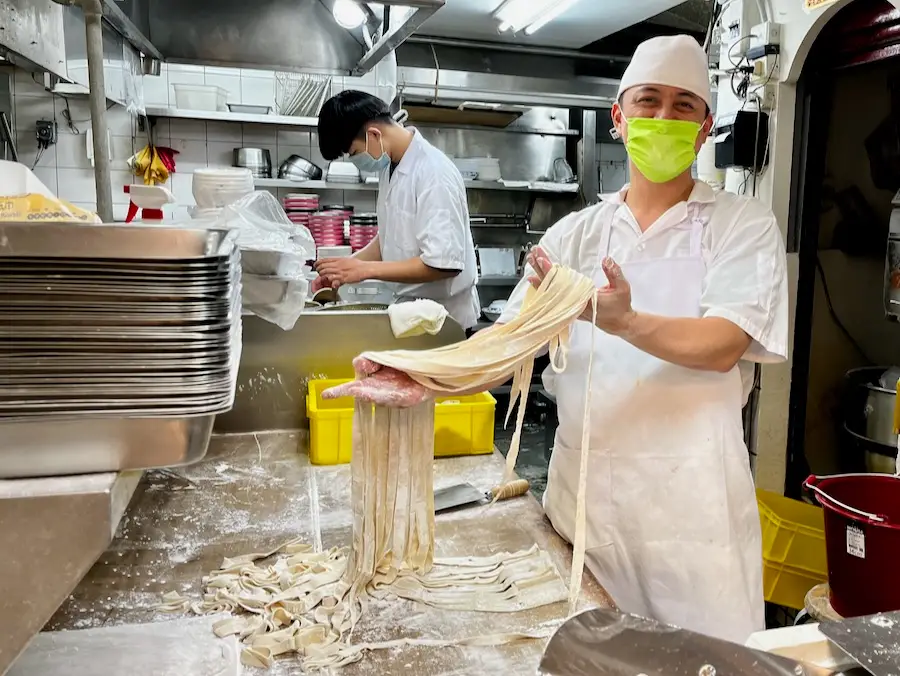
544,207,764,644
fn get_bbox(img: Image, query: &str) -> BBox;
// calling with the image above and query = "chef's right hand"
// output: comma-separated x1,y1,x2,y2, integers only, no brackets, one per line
322,357,433,408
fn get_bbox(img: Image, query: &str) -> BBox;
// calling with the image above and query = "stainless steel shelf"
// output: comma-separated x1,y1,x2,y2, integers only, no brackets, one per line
254,178,578,194
255,178,378,192
145,107,318,127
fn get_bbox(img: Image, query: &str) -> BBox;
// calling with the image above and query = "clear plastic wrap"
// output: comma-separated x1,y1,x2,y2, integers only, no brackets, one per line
190,190,316,330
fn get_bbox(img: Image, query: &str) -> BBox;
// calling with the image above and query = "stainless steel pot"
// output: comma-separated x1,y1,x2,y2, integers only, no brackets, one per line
842,367,899,472
233,148,272,178
278,155,323,181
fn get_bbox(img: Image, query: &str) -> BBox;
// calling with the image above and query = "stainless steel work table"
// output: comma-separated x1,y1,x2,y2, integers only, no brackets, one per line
47,431,614,674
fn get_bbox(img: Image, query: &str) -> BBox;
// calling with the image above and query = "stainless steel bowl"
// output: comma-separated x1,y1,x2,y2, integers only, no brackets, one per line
278,155,323,181
233,148,272,178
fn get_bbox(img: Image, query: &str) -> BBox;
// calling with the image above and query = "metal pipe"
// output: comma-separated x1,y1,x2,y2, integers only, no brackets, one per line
407,35,632,63
82,0,114,223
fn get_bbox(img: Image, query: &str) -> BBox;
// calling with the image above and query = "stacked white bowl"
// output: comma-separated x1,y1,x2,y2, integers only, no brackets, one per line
193,167,255,209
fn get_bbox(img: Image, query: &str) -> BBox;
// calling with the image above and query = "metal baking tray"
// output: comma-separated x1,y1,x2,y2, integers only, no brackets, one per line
0,397,234,419
0,415,217,478
0,256,235,270
0,223,237,260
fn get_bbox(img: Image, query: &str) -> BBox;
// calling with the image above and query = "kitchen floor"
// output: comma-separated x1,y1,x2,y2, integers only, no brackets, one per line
493,393,555,501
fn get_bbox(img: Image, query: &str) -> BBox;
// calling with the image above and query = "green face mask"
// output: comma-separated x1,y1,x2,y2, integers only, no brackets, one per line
623,117,702,184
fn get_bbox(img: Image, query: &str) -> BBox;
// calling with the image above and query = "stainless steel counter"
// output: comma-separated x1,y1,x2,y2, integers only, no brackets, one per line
0,471,142,675
44,432,614,675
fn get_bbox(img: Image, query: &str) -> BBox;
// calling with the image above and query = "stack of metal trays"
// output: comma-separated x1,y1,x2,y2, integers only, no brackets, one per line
0,223,242,478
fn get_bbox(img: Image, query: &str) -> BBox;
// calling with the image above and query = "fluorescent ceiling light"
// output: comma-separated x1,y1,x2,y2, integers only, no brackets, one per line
492,0,581,35
333,0,366,29
524,0,580,34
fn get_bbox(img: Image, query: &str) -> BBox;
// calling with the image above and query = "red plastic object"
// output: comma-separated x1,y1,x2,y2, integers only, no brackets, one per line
804,473,900,617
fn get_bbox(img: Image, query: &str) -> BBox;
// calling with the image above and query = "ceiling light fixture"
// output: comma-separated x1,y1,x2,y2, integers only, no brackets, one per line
492,0,581,36
524,0,580,34
333,0,366,30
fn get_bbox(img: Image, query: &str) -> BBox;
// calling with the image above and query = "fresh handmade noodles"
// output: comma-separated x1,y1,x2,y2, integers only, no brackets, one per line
160,263,599,669
360,263,599,608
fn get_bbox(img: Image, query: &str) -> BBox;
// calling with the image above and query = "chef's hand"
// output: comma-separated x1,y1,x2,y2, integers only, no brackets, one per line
588,258,636,335
313,257,371,287
526,248,635,335
310,273,333,294
321,356,433,408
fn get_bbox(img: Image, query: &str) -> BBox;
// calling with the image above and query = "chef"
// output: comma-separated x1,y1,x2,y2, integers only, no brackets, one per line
504,34,788,643
329,35,789,643
312,90,480,331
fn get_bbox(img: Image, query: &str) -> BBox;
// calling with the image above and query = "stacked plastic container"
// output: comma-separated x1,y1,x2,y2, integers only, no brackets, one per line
349,212,378,253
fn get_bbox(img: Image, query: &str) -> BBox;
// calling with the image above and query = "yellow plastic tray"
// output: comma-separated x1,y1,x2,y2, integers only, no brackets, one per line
306,379,496,465
757,489,828,609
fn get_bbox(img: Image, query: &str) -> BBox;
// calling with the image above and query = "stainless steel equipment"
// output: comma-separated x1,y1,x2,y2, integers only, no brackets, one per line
110,0,445,76
228,103,272,115
842,367,900,472
278,155,323,181
819,611,900,676
214,312,466,433
0,223,242,477
0,470,141,676
0,417,214,478
539,609,846,676
233,147,273,179
434,479,530,513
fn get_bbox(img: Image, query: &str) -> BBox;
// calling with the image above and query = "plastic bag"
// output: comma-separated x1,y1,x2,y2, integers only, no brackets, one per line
190,190,316,330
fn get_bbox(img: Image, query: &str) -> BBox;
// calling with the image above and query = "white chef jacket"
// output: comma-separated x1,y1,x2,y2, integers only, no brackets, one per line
376,129,480,330
499,180,789,400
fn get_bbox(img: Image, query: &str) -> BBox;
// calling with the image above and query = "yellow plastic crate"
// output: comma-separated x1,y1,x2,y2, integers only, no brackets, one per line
306,379,496,465
757,489,828,609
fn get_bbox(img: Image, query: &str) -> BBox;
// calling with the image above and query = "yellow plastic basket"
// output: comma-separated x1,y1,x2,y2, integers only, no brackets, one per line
306,379,496,465
757,489,828,609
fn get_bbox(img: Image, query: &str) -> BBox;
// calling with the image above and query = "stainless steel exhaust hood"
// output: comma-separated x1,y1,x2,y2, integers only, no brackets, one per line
396,66,620,113
128,0,442,76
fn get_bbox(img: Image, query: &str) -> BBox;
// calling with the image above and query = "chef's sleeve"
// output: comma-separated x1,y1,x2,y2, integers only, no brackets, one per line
415,177,468,271
497,214,571,324
701,202,789,363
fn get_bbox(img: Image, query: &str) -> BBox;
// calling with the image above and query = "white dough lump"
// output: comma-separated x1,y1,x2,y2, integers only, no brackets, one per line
159,264,598,670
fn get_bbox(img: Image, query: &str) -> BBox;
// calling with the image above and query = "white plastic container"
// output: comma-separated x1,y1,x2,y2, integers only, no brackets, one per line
173,84,228,112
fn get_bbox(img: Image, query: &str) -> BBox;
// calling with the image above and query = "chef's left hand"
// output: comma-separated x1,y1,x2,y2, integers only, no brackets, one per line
314,257,371,287
526,248,635,335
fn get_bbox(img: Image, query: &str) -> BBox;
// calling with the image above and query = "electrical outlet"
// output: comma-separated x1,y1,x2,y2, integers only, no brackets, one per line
750,54,780,84
749,83,777,111
35,119,57,146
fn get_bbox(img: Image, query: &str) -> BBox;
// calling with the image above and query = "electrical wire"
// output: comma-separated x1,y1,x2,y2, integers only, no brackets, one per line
30,145,45,170
815,255,874,364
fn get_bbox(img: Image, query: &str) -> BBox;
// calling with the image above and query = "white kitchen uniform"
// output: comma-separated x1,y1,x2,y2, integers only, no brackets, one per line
376,129,480,329
499,181,788,644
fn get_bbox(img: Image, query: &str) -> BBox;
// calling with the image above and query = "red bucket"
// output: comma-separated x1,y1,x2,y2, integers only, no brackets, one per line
804,473,900,617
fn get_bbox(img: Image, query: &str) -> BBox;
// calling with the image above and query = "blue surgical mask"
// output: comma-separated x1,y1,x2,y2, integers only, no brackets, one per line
349,133,390,173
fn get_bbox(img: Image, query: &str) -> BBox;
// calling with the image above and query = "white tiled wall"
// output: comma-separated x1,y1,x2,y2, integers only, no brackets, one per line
8,64,384,221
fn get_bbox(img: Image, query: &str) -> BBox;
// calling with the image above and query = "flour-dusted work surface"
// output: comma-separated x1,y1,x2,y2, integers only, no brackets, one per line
47,432,613,674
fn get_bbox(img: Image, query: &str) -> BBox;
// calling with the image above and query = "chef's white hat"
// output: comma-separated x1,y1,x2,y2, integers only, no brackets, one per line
616,35,711,107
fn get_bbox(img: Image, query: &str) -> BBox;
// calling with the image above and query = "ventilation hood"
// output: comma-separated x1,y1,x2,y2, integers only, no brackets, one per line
395,65,619,128
127,0,443,75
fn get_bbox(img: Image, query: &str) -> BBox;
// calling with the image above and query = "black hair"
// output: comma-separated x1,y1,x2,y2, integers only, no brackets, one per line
317,90,394,161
